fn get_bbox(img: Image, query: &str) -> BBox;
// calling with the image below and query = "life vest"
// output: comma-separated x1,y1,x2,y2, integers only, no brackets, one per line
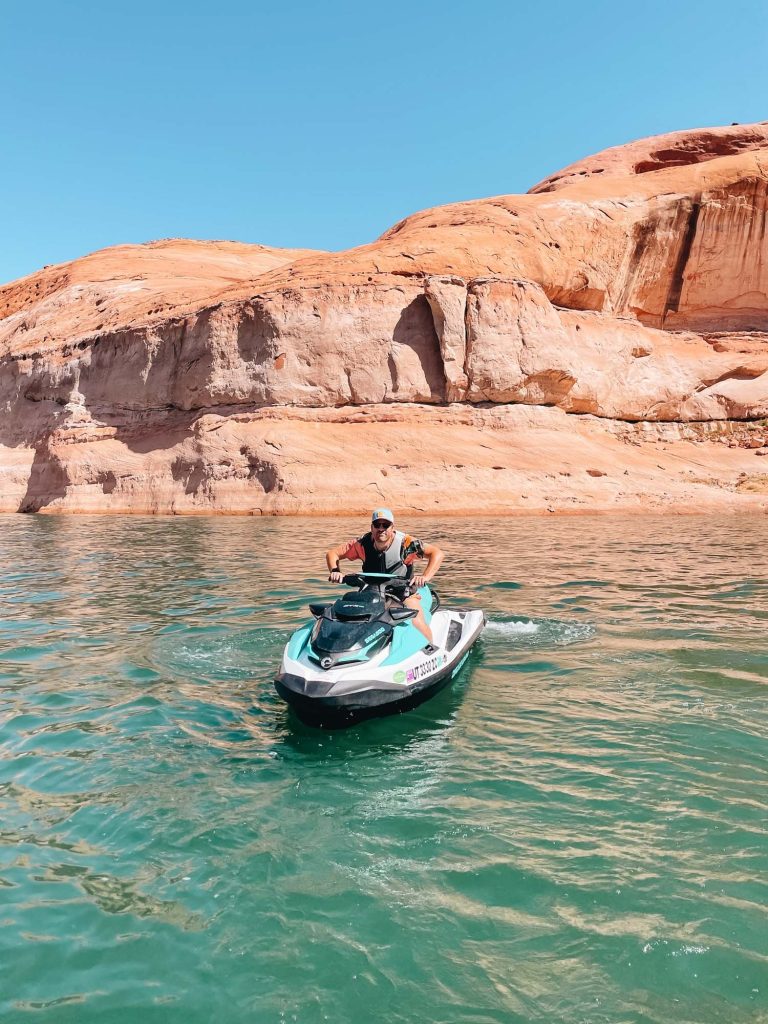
359,530,411,578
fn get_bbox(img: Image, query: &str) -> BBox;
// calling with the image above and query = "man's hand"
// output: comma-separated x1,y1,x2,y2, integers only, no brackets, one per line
329,571,344,583
411,575,429,589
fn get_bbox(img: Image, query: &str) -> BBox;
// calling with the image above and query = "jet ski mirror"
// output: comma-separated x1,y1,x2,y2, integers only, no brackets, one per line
389,608,418,621
309,603,328,617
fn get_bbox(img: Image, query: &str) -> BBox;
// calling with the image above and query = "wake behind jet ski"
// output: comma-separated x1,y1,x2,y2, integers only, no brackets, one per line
274,572,485,724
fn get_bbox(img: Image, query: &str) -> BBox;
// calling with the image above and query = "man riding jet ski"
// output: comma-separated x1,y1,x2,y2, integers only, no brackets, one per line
274,509,485,723
327,508,442,643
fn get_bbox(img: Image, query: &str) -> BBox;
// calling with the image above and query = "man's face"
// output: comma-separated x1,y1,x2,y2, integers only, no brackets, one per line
371,519,394,549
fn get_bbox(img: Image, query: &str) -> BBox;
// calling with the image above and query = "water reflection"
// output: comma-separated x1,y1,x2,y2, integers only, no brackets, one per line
0,513,767,1024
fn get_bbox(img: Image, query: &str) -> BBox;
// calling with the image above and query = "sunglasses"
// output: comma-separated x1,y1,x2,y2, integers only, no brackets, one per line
372,521,392,529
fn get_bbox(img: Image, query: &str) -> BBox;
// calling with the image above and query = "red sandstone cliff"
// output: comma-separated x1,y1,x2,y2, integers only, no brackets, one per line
2,123,768,515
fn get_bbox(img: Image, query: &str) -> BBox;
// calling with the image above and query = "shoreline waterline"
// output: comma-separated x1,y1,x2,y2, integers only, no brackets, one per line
3,501,767,518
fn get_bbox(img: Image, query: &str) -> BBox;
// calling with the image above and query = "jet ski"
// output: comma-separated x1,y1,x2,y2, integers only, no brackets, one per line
274,572,485,724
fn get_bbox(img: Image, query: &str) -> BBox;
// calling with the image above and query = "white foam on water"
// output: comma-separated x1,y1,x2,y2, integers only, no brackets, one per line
642,940,710,957
554,621,597,645
485,616,596,647
486,619,540,635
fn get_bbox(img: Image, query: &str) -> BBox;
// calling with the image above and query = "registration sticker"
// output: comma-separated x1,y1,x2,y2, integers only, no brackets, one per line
411,654,445,681
393,670,406,684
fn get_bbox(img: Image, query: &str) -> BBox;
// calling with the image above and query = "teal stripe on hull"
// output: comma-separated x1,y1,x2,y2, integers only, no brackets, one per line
452,652,470,675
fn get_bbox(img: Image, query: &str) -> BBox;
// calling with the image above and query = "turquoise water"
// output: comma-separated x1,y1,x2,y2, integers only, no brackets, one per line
0,514,766,1024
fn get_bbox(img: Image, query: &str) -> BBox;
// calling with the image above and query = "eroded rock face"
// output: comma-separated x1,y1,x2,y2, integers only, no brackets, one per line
2,124,768,514
528,122,768,193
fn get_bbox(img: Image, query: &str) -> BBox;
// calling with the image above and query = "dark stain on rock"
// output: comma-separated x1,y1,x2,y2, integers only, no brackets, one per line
171,455,207,495
247,457,280,493
18,441,70,512
664,196,702,320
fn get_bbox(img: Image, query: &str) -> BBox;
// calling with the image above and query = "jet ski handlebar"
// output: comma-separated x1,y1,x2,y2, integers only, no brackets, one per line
341,572,413,595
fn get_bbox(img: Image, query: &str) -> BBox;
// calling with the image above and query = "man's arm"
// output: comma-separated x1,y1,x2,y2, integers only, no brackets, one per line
326,540,361,582
411,543,444,589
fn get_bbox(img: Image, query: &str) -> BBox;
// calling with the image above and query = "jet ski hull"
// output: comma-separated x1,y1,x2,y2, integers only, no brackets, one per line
275,607,485,725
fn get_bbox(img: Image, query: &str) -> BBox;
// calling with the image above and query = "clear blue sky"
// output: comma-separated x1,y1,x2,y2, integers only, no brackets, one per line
2,0,767,285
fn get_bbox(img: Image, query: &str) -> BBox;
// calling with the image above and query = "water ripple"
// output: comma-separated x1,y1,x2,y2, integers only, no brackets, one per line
0,513,766,1023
